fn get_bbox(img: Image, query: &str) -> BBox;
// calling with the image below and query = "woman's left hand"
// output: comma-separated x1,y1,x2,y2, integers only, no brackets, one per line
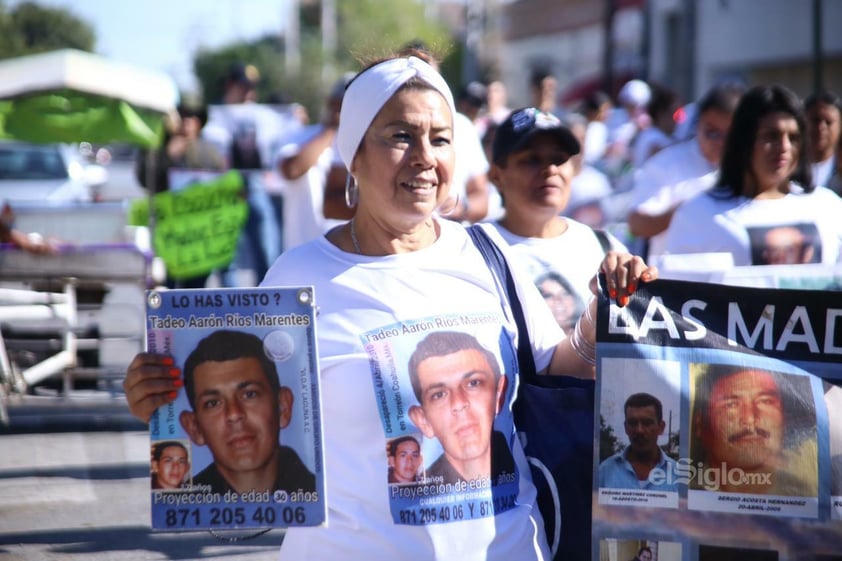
594,251,658,307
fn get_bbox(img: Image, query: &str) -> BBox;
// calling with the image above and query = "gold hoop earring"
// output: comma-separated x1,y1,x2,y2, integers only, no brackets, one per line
344,175,358,208
437,192,461,217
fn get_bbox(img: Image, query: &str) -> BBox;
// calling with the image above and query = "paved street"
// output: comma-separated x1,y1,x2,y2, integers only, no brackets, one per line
0,395,284,561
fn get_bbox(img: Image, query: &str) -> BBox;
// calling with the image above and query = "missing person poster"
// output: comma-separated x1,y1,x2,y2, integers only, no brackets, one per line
361,314,522,527
146,287,325,531
593,278,842,560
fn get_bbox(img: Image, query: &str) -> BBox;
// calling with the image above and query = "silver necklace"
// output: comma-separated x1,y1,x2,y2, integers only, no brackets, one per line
350,217,362,254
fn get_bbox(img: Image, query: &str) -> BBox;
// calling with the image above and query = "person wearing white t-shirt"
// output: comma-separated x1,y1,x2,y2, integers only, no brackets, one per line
488,107,628,337
804,90,841,188
275,74,355,252
562,113,615,228
580,90,612,165
123,53,656,561
630,83,680,168
663,84,842,266
627,82,745,261
446,111,490,223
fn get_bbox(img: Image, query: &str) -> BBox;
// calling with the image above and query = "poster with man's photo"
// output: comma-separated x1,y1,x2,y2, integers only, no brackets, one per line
593,277,842,560
146,287,325,531
360,315,522,526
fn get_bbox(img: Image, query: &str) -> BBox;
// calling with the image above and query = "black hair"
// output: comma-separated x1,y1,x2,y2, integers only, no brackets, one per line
152,440,187,462
803,89,842,113
407,331,501,403
581,90,611,114
177,104,208,128
714,84,811,198
458,81,488,108
388,435,420,457
646,83,680,121
696,82,746,116
530,68,554,89
625,392,664,423
183,330,280,410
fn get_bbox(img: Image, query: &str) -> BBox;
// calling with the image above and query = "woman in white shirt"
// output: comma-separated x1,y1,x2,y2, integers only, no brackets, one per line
663,84,842,266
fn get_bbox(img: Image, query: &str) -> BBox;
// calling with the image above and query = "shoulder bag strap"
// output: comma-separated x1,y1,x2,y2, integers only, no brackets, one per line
467,224,538,382
592,227,611,254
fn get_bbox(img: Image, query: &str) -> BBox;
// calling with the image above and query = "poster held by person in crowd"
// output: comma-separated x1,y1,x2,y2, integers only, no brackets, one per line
593,277,842,559
146,286,325,531
128,170,248,280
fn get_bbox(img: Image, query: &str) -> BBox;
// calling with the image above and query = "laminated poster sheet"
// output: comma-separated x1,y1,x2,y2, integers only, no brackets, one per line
593,277,842,561
146,286,325,531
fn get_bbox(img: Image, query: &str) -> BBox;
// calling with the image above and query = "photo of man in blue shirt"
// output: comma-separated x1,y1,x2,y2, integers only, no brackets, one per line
598,392,678,491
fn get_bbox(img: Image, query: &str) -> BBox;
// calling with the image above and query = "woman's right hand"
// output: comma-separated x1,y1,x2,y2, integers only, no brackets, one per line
123,353,181,423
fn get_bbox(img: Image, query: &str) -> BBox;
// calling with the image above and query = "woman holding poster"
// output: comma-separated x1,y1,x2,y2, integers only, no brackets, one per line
662,84,842,267
124,49,655,560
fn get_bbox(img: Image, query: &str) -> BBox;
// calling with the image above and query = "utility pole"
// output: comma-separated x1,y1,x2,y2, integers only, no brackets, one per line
285,0,301,76
463,0,483,84
602,0,615,95
812,0,824,93
322,0,337,89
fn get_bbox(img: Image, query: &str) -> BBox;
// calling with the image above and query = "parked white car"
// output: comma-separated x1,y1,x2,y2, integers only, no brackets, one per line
0,140,106,203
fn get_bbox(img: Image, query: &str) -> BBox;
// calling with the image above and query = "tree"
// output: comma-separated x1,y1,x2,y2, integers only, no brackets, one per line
0,1,95,60
599,414,623,460
192,0,453,118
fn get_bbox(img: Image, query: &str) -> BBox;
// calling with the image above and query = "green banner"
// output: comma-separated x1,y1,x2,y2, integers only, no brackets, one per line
0,89,166,148
129,170,248,280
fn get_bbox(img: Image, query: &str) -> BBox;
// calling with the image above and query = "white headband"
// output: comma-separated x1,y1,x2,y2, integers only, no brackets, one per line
336,56,456,170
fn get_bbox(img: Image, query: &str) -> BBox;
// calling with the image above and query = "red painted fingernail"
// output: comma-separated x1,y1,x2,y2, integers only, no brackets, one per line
169,368,181,378
618,295,629,307
609,288,617,299
162,357,174,365
167,391,178,400
172,378,183,388
642,271,652,282
628,281,638,295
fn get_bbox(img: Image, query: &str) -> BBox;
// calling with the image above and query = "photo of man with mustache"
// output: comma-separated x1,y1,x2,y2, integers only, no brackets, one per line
690,364,817,496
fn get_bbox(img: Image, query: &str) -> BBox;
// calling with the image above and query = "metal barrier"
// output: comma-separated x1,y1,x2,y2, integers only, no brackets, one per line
0,243,151,423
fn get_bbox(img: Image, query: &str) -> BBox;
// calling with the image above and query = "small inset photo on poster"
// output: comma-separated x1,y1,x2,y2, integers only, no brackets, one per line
150,439,192,491
688,362,818,518
598,358,681,508
386,434,425,486
598,538,681,561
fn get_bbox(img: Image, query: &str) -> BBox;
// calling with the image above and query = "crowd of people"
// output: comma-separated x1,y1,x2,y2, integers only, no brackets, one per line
118,39,842,558
124,49,655,560
2,39,833,561
120,59,842,284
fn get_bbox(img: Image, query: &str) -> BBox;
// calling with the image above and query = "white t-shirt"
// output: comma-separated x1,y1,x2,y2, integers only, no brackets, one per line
569,165,613,209
583,120,608,164
261,218,561,561
630,126,675,169
491,219,626,335
629,138,718,258
452,112,490,204
811,156,836,188
662,185,842,266
274,124,340,252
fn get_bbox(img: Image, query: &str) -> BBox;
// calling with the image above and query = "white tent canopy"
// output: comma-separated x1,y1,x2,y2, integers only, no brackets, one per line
0,48,179,114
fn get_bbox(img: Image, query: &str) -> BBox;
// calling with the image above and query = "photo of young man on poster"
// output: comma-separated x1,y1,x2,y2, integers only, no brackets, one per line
151,440,191,490
387,435,424,485
178,329,316,495
407,331,515,486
